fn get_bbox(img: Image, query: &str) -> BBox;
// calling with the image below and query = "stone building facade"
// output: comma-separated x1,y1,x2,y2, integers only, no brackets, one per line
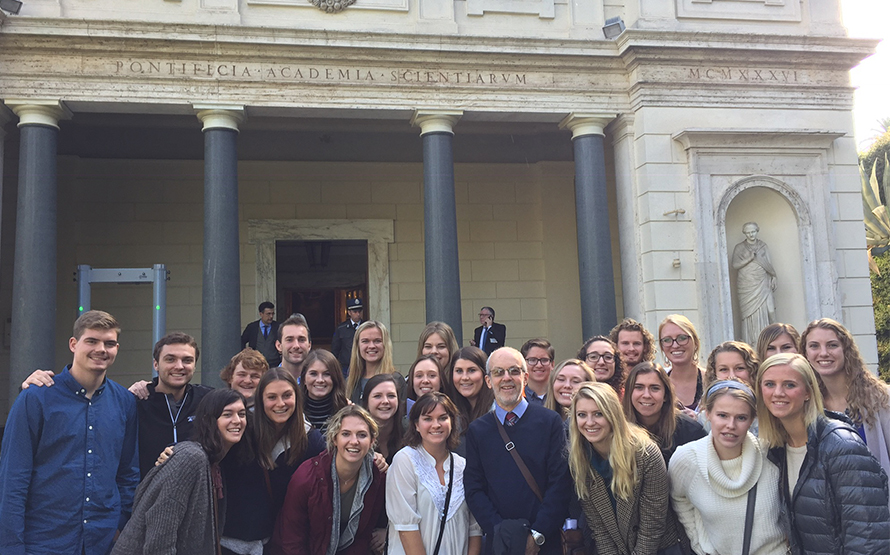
0,0,877,416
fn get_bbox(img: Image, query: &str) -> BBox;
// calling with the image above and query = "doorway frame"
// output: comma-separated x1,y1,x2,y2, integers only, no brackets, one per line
248,219,395,329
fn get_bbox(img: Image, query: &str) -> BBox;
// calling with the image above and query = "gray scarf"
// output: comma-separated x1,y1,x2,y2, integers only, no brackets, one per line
327,452,375,555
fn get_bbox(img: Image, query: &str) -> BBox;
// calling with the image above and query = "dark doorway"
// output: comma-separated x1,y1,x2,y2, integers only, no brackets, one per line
275,240,368,351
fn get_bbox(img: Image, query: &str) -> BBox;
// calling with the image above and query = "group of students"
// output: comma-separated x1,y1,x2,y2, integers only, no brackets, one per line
19,310,887,555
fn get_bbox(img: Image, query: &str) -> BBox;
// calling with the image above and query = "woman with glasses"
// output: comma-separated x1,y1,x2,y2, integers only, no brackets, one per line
658,315,705,412
577,335,625,397
623,362,706,465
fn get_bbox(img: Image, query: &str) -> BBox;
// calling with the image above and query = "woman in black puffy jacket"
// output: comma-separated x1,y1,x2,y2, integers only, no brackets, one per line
756,353,889,555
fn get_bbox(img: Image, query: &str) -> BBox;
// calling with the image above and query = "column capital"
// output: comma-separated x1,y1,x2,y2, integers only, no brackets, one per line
558,113,616,139
194,104,245,132
4,99,71,129
411,110,463,136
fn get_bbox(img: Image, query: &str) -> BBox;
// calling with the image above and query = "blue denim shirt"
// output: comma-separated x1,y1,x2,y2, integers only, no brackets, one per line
0,366,140,555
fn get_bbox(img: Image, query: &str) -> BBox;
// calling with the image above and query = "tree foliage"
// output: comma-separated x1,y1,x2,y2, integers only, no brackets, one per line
870,250,890,382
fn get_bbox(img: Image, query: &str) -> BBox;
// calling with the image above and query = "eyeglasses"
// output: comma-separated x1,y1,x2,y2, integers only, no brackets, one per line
526,357,552,367
489,366,523,378
584,352,614,364
660,334,691,347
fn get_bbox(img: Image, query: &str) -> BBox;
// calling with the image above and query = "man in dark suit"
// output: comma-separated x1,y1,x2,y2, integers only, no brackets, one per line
240,301,280,367
330,297,363,376
464,347,572,555
471,306,506,355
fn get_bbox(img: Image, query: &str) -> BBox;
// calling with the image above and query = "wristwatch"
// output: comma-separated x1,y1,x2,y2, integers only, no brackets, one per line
530,529,545,546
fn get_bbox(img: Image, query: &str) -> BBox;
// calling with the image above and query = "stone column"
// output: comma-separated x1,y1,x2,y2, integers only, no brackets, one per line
412,110,464,344
195,105,244,387
560,113,617,339
5,100,70,399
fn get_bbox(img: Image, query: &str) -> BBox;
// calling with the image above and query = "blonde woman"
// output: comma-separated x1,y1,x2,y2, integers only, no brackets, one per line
544,358,597,421
670,380,787,555
569,382,684,555
757,353,889,554
345,320,404,405
658,315,705,412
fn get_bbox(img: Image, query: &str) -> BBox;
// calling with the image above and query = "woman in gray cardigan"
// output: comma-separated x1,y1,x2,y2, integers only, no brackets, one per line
113,388,250,555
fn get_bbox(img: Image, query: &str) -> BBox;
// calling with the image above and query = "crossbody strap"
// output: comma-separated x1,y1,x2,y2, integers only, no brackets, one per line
742,483,757,555
432,453,454,555
495,415,543,502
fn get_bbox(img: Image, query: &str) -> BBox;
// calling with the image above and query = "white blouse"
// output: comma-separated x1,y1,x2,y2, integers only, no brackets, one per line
386,446,482,555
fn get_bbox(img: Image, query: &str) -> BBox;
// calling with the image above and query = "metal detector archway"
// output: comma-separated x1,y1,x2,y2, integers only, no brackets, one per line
76,264,169,375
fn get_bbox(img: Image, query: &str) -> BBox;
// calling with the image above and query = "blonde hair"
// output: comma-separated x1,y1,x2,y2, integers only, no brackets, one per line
324,405,379,452
345,321,396,398
800,318,890,426
544,359,597,419
568,382,655,501
658,314,701,365
756,353,824,446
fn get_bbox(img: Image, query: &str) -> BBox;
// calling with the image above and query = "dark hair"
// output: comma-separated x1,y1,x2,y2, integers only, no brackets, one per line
577,335,625,393
253,369,307,469
361,373,405,459
152,332,200,363
300,349,348,413
404,392,461,450
520,338,555,361
220,348,269,385
622,362,679,451
448,347,495,432
193,388,248,464
73,310,120,340
258,301,274,313
278,314,311,343
407,354,445,401
608,318,656,364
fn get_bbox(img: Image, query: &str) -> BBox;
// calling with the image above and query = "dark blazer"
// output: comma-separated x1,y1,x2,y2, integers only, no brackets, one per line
464,403,572,555
241,320,281,365
474,322,507,355
331,319,359,373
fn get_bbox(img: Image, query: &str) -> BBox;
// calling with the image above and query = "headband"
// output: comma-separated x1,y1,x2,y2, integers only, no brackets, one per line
706,379,754,400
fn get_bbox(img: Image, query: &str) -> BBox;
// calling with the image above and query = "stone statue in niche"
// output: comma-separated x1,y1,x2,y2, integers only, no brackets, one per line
732,222,777,345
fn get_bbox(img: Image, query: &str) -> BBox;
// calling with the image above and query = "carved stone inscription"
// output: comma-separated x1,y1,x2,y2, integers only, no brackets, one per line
686,67,799,83
112,60,530,86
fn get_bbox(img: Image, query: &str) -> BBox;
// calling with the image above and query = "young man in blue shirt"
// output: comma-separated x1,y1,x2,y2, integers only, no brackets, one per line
0,310,140,555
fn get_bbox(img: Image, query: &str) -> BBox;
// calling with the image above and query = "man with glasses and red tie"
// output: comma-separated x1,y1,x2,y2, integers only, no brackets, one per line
471,306,506,355
520,338,554,405
464,347,572,555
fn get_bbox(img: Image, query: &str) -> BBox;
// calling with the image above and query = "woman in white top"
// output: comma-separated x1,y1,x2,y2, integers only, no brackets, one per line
387,392,482,555
669,379,787,555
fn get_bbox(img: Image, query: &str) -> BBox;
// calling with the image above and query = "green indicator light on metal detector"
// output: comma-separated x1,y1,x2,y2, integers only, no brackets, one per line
79,306,84,311
156,305,161,310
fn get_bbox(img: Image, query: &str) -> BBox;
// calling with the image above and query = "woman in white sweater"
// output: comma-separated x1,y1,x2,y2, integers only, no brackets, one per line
669,380,788,555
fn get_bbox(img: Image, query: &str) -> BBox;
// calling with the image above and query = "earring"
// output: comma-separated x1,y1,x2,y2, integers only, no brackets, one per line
805,398,810,402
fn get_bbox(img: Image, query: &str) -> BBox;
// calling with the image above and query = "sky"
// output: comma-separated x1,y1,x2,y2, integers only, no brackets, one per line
841,0,889,151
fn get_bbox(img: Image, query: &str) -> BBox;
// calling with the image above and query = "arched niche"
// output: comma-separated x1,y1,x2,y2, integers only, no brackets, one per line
718,176,815,341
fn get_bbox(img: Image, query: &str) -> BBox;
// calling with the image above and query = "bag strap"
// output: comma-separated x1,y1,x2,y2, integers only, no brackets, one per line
495,415,544,502
432,453,454,555
741,483,757,555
